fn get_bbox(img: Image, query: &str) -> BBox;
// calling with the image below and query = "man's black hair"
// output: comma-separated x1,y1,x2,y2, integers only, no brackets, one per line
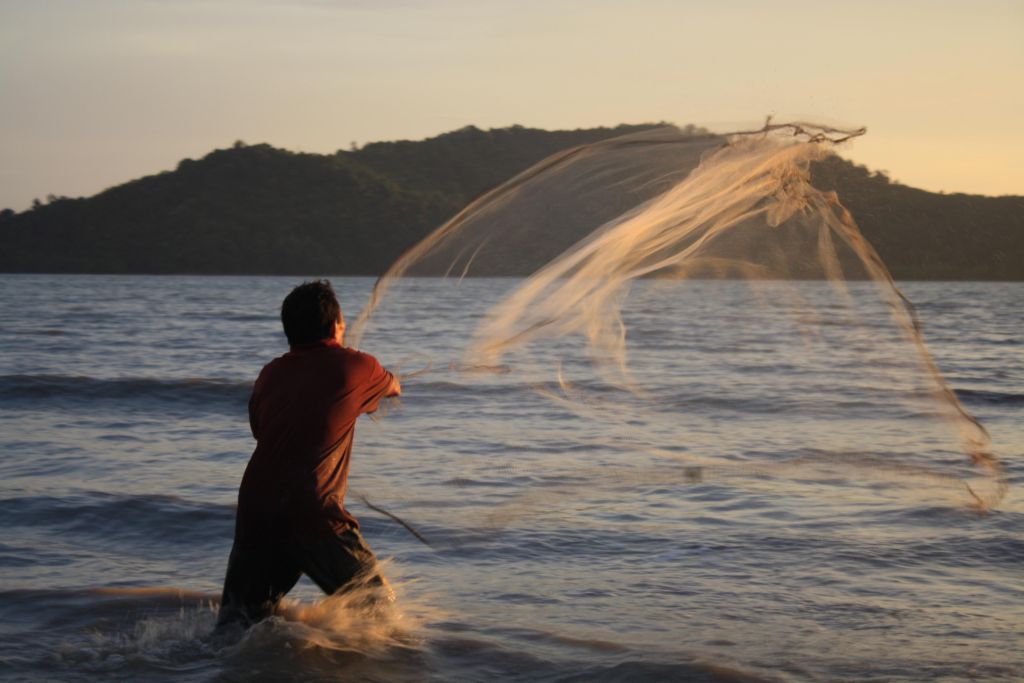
281,280,341,346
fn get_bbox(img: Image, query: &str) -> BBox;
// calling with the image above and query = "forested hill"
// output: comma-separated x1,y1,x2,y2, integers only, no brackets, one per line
1,124,1021,279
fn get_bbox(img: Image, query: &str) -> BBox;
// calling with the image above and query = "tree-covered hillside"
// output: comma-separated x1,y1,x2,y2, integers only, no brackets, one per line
0,143,451,275
0,124,1021,279
810,157,1023,280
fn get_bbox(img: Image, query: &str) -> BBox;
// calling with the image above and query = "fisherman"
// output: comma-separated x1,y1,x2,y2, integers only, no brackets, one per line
217,279,401,629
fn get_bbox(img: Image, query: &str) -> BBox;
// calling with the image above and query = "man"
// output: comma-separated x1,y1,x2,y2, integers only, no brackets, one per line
217,279,401,629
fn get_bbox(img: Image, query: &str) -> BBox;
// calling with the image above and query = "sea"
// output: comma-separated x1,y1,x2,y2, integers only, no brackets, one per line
0,274,1021,683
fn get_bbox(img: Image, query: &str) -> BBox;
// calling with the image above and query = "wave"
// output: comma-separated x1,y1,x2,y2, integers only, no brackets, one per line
1,491,235,547
954,388,1024,406
554,659,781,683
0,374,251,411
0,373,995,421
408,378,935,420
0,583,432,682
0,490,424,554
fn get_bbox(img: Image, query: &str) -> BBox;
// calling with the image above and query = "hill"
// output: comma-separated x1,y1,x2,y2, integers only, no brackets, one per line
0,124,1021,279
810,157,1023,280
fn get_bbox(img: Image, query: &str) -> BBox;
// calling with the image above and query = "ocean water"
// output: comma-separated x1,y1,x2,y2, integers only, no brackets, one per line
0,274,1021,682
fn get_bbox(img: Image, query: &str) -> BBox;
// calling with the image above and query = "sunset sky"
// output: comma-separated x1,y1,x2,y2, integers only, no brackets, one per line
1,0,1021,211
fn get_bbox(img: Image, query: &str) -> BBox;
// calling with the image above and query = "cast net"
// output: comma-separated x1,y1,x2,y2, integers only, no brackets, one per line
349,122,1006,542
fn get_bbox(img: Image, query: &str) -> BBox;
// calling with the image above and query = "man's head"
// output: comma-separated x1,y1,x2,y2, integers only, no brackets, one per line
281,279,344,346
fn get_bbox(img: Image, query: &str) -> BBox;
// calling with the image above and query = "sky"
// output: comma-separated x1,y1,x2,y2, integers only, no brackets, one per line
1,0,1022,211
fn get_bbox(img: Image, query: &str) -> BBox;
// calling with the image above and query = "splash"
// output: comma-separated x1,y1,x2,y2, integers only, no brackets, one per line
47,578,435,679
351,121,1006,523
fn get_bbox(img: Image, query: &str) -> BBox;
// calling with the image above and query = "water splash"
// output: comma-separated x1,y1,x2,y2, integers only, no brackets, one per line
42,579,436,679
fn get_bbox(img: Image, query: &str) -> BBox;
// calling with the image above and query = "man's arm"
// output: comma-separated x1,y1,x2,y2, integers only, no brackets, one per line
248,372,264,439
352,352,401,415
366,371,400,415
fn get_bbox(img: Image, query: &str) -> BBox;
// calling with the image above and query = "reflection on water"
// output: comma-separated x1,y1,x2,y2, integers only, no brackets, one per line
0,275,1021,681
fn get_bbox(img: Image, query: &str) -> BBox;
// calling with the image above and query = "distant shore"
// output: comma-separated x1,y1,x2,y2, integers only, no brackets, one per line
2,125,1021,280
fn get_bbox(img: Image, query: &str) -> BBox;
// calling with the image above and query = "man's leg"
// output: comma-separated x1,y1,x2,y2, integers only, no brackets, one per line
216,539,303,630
292,527,391,604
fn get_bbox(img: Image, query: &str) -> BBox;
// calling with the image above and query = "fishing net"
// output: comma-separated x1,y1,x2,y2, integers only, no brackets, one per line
350,121,1006,543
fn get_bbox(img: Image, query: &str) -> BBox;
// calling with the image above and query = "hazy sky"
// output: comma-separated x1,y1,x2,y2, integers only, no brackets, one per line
1,0,1022,210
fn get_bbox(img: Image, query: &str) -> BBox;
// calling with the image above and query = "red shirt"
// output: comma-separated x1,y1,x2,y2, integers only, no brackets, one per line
235,340,395,541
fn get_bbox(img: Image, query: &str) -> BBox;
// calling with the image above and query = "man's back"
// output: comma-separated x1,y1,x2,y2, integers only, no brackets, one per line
218,280,400,630
236,340,395,540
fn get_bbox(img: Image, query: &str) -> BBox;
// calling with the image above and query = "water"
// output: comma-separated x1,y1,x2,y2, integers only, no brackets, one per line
0,274,1021,682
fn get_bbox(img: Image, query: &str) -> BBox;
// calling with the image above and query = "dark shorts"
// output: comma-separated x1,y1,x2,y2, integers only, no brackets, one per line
216,526,384,629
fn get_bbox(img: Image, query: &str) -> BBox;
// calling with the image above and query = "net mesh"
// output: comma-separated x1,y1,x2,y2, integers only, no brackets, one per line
351,121,1005,541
